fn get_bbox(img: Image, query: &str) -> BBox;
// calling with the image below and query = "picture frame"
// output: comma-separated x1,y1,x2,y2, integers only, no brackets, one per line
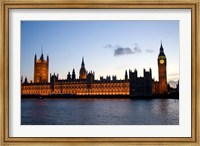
0,0,199,145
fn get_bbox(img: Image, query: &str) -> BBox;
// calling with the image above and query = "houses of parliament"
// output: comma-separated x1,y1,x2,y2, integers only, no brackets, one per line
21,43,169,96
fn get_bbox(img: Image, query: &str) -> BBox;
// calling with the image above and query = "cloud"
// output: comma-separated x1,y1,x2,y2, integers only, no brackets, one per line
114,44,141,56
114,47,133,56
104,43,142,56
133,44,142,53
146,49,154,53
104,44,113,49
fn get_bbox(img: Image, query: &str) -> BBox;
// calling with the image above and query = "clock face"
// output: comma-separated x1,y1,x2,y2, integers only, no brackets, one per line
160,59,164,64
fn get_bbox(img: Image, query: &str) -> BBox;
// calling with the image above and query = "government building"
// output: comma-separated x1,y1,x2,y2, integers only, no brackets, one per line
21,43,168,96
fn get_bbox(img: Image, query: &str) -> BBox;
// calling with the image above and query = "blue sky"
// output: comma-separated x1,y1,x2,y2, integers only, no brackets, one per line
21,21,179,85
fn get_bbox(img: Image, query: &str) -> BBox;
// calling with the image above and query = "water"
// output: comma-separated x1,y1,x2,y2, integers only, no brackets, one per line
21,98,179,125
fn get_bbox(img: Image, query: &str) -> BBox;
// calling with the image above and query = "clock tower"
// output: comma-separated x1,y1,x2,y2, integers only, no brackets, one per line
158,43,167,94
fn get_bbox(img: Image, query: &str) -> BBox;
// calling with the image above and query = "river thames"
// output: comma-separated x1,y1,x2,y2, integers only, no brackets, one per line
21,98,179,125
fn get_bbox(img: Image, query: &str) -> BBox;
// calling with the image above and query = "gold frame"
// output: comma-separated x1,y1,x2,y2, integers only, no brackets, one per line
0,0,199,145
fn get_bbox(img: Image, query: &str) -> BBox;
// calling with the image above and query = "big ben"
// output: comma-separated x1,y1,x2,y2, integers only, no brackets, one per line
158,43,168,94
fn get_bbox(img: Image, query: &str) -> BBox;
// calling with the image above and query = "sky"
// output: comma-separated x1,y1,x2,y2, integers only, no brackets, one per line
21,21,179,87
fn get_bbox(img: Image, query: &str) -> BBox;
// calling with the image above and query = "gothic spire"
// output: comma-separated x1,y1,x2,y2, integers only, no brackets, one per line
158,41,165,57
125,70,128,80
81,56,85,68
40,53,44,60
72,68,76,80
40,45,44,60
160,41,164,52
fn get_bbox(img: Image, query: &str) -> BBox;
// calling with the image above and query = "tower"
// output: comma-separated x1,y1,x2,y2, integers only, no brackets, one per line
34,53,49,83
157,42,167,94
79,57,87,79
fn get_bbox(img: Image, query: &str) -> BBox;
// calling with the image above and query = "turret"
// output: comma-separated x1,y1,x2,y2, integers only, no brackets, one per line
87,71,95,83
143,68,146,76
112,75,117,81
40,53,44,60
150,68,152,76
34,54,37,63
24,77,28,84
47,55,49,62
67,72,71,80
21,76,23,84
72,69,76,80
125,70,128,80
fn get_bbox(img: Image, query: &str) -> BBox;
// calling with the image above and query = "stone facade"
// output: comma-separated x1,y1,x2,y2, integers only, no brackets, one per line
22,43,168,96
34,53,49,83
21,79,129,96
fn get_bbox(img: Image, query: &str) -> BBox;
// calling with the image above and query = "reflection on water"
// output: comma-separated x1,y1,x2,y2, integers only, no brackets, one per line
21,98,179,125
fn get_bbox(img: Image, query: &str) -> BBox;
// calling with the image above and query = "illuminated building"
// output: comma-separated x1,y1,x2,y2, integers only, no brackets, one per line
34,53,49,83
157,43,168,94
21,43,168,96
79,57,87,80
